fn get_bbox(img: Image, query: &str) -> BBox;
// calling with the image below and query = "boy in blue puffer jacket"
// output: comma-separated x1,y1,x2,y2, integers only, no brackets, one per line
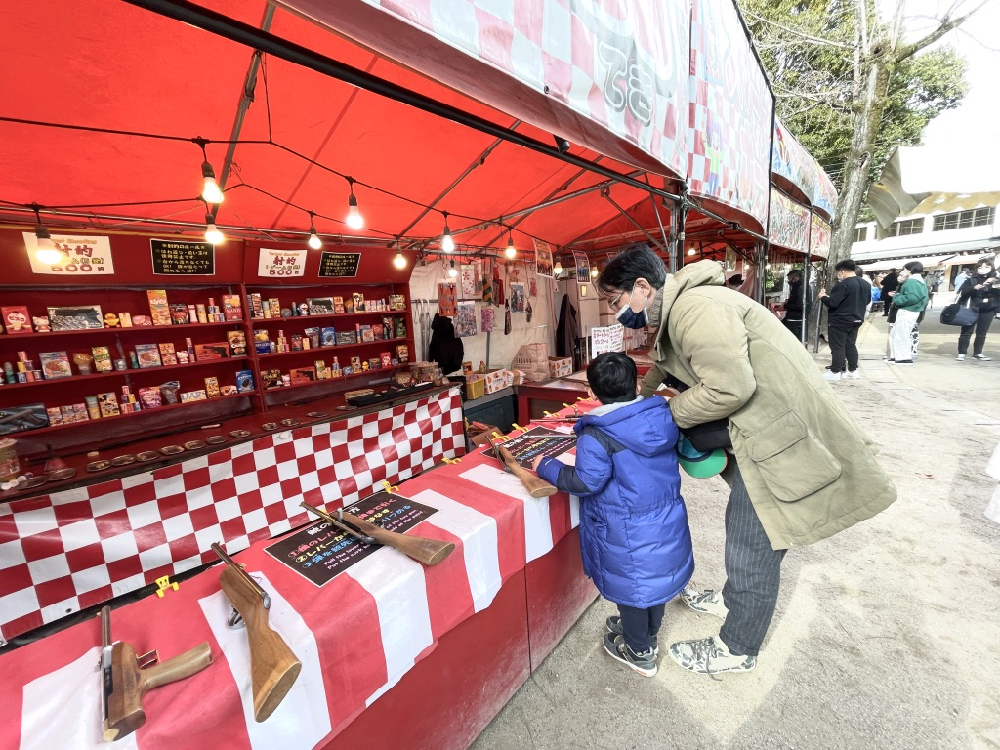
532,352,693,677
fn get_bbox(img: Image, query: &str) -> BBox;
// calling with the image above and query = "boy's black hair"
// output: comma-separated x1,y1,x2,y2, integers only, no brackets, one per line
586,352,638,404
597,244,667,297
903,260,924,274
835,259,857,272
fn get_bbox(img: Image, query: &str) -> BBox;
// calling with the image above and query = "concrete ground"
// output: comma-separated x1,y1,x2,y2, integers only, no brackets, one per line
471,311,1000,750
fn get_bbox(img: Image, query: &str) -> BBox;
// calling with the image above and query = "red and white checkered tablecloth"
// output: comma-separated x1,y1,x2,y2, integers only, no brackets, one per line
0,399,596,750
0,389,465,643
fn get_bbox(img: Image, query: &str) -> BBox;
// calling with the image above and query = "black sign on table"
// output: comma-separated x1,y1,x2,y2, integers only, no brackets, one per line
150,239,216,275
264,491,439,586
317,251,360,278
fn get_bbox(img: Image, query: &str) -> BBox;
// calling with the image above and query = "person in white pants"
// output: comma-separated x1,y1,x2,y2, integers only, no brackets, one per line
887,261,929,365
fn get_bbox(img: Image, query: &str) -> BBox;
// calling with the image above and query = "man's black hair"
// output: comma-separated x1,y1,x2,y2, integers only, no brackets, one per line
727,274,744,286
597,244,667,296
787,269,802,279
586,352,638,404
855,267,865,276
835,259,857,272
903,260,923,274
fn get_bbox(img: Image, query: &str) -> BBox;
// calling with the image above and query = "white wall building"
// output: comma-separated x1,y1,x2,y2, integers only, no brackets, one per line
851,196,1000,289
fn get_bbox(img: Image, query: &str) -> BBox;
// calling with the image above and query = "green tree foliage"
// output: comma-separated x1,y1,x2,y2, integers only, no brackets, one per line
740,0,968,191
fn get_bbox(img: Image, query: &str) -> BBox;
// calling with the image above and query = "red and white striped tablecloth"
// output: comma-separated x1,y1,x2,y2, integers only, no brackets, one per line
0,400,595,750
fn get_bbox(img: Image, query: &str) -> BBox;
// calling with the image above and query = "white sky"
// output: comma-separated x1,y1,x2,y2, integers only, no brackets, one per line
882,0,1000,147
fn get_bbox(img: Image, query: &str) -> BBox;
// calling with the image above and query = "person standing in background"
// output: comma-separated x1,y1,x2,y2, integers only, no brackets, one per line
956,257,1000,361
953,268,970,296
880,271,898,316
819,260,866,381
926,272,940,308
781,269,808,342
856,268,872,317
887,261,928,365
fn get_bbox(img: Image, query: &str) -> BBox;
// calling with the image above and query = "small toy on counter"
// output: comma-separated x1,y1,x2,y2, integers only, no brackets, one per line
32,316,50,333
103,312,120,328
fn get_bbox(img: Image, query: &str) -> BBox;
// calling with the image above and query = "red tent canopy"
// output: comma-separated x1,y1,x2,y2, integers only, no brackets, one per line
0,0,694,259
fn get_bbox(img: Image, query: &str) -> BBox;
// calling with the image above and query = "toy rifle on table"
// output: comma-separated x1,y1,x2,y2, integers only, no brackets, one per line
484,434,559,498
100,605,212,742
300,502,455,565
211,543,301,723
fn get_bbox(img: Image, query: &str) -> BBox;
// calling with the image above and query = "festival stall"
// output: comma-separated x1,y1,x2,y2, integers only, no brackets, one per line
0,1,835,748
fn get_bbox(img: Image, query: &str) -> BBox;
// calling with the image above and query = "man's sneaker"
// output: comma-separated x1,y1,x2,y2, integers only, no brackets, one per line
605,616,658,656
974,354,991,361
669,635,756,675
895,359,914,365
680,587,728,620
823,370,842,381
846,369,861,379
603,633,657,677
956,354,966,361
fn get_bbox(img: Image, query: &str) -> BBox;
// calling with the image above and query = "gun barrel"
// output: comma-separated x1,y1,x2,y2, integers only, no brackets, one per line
211,542,270,609
101,605,111,648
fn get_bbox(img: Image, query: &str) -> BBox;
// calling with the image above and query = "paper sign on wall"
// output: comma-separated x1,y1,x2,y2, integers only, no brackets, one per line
591,323,625,358
573,251,591,282
533,239,554,277
23,232,114,275
259,247,307,277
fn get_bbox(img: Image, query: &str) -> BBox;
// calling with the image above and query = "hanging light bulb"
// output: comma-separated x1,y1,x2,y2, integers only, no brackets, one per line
345,178,364,230
687,247,696,256
441,212,455,252
307,212,322,249
201,160,224,204
394,246,406,270
505,231,516,259
448,259,458,278
205,214,225,245
592,267,600,280
554,260,563,276
33,223,61,265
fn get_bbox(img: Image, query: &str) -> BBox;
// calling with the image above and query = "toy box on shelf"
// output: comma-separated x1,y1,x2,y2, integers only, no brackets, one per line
548,357,573,379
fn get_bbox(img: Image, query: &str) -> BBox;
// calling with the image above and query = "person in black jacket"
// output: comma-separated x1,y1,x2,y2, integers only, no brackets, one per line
880,271,898,316
819,259,866,381
956,256,1000,361
427,313,464,374
781,269,808,342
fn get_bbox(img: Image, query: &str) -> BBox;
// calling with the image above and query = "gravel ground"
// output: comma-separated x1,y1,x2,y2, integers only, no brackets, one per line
471,314,1000,750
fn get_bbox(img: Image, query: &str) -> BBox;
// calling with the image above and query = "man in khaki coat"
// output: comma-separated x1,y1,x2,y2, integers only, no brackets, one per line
598,246,896,675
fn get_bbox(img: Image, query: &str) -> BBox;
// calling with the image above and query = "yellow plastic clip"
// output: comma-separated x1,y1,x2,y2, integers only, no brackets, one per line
491,431,506,441
442,457,462,465
576,395,588,402
542,410,553,417
381,480,399,494
562,402,572,408
155,575,179,598
512,423,528,433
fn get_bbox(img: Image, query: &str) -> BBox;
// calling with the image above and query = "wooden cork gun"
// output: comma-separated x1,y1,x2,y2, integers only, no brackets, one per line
211,543,302,723
300,502,455,565
484,434,559,498
100,605,212,742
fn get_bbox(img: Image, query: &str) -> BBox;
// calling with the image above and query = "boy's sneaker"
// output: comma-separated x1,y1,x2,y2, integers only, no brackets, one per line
669,635,756,675
956,354,966,361
680,587,728,620
823,370,842,381
846,369,860,380
895,359,914,365
603,633,657,677
974,354,991,361
605,616,658,656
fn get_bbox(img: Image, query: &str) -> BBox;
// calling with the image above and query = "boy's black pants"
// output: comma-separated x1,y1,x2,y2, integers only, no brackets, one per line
618,603,665,654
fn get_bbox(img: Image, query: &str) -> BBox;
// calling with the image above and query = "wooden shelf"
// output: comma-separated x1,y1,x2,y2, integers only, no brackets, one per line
0,320,245,341
4,392,254,438
255,337,411,359
262,364,408,393
248,309,407,323
0,356,254,390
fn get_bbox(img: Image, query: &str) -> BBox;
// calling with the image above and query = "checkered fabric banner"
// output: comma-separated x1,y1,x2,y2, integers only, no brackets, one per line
0,389,465,642
285,0,689,178
687,0,772,228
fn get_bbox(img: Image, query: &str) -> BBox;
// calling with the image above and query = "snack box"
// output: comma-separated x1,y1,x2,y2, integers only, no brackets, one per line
261,369,283,389
39,352,72,380
146,290,170,326
1,306,31,334
222,294,243,321
290,367,316,385
180,390,208,403
135,344,163,368
97,392,120,417
204,377,220,399
333,296,346,314
548,356,573,379
321,327,336,347
158,343,178,366
235,369,255,393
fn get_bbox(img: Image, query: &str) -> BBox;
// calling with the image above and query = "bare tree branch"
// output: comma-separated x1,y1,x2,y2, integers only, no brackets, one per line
895,0,991,60
743,9,855,50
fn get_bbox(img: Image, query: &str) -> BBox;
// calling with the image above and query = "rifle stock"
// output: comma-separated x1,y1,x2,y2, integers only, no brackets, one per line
218,564,302,723
496,444,559,498
105,640,212,741
301,502,455,565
